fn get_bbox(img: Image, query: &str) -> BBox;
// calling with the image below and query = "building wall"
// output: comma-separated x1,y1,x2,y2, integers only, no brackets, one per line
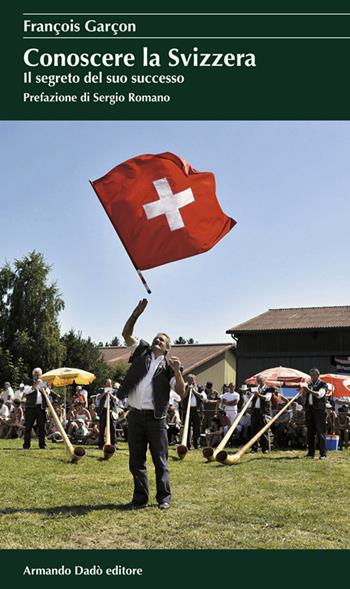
235,328,350,383
188,350,236,390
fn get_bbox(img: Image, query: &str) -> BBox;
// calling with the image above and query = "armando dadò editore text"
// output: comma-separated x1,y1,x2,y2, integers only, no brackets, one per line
23,564,143,576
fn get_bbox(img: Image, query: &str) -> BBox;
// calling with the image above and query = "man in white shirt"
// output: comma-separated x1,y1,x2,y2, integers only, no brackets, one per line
14,383,25,401
118,299,185,510
220,383,239,425
22,367,48,450
1,382,14,404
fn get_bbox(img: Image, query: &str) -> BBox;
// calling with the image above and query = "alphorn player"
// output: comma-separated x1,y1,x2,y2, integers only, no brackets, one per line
300,368,328,460
98,378,119,450
118,299,185,510
23,367,48,450
250,374,274,454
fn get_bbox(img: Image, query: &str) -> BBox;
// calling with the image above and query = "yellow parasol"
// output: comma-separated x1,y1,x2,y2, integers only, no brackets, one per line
41,367,96,387
41,367,96,420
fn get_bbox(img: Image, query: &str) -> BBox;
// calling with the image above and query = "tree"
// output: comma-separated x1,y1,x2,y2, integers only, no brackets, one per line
174,336,187,344
0,251,65,381
61,329,112,390
173,336,196,345
109,336,121,347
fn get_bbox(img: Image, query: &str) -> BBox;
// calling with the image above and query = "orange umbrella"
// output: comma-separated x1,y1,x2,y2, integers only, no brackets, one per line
320,374,350,398
245,366,309,388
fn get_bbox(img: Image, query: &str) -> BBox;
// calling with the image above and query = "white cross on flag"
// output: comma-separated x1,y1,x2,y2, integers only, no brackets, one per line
92,152,236,270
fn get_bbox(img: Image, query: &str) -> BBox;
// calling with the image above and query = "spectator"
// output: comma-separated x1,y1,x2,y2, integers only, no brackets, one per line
6,399,24,438
166,405,181,444
220,383,239,425
71,419,89,444
202,382,219,432
0,399,10,437
1,382,14,404
14,383,25,401
205,416,223,447
336,405,350,450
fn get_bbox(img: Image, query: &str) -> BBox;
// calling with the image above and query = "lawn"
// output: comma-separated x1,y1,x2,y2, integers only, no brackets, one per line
0,439,349,549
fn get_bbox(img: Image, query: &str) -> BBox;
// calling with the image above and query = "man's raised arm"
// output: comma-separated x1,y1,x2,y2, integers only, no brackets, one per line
122,299,148,346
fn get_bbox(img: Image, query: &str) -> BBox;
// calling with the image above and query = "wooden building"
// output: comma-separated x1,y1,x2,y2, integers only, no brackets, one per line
226,306,350,385
99,343,236,391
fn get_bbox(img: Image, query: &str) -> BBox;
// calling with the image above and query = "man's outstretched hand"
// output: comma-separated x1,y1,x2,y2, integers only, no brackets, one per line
169,356,181,372
132,299,148,318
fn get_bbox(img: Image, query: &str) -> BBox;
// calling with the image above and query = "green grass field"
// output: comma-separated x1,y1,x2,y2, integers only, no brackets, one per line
0,439,349,549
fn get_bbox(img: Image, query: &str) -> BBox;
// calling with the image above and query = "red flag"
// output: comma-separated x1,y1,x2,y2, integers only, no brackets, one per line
91,152,236,271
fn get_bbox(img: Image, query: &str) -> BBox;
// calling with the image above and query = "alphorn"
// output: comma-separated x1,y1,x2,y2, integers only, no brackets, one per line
103,391,116,460
203,395,254,461
176,385,193,459
41,386,85,463
216,391,301,465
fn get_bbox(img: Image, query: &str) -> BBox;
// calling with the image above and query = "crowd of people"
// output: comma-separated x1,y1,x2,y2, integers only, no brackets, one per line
1,372,349,453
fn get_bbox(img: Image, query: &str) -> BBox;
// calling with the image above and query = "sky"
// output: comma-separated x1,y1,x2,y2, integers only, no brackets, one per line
0,120,349,345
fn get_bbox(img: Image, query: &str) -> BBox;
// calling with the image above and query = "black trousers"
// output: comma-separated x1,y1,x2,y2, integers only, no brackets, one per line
306,409,327,456
251,410,271,452
187,408,201,449
98,409,116,448
23,406,47,448
127,409,171,506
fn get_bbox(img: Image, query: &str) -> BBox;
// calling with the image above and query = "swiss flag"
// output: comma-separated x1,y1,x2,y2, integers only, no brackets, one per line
91,152,236,270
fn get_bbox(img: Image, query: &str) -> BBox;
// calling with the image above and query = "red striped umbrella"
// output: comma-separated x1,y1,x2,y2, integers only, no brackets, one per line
245,366,309,387
320,374,350,398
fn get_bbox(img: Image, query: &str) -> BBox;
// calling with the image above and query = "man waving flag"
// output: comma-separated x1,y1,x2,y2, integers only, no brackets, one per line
91,152,236,288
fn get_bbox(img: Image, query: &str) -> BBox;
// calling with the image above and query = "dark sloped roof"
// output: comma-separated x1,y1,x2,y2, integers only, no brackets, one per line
99,343,235,374
227,306,350,333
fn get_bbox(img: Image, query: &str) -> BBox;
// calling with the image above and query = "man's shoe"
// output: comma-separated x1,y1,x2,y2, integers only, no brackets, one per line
39,446,47,449
123,501,148,511
263,450,270,454
319,455,327,460
158,502,170,511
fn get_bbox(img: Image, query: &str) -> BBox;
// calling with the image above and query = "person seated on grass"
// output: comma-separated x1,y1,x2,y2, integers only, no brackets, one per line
336,406,350,450
217,409,231,435
0,399,10,437
288,404,307,449
84,418,100,445
166,405,181,445
238,410,251,444
88,403,98,421
326,402,337,435
70,418,89,444
1,382,14,404
45,413,64,443
205,416,224,447
67,401,91,436
272,404,292,449
6,399,24,438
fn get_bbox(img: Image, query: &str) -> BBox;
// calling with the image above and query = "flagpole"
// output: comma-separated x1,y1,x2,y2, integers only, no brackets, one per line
89,180,151,294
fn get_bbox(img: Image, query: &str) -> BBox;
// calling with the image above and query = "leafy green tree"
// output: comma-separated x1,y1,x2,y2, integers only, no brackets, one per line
0,251,65,380
0,347,27,388
174,336,187,344
173,336,196,345
61,329,112,390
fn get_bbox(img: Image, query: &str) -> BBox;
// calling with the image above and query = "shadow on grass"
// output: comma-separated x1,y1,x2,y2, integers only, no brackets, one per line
0,502,151,517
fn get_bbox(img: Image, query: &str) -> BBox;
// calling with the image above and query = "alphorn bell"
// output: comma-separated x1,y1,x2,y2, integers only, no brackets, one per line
103,391,116,460
203,395,254,461
216,391,301,465
177,385,193,459
41,386,85,463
